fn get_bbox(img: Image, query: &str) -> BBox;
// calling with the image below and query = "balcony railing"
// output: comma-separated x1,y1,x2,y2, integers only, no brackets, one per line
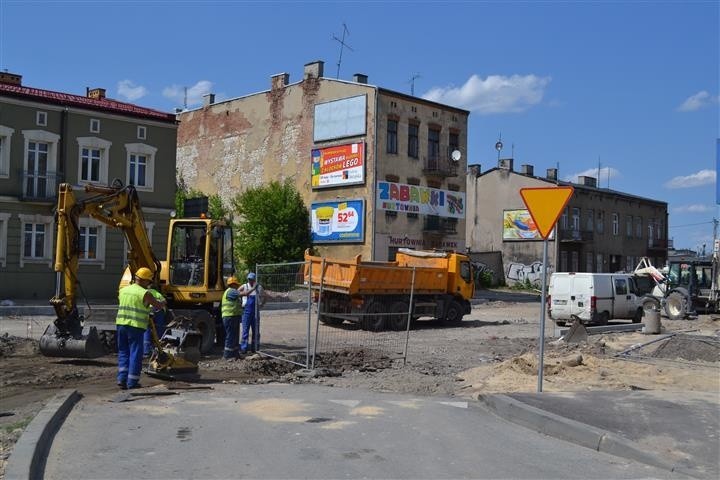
21,170,60,201
423,215,458,234
558,228,594,242
423,153,458,177
647,238,668,250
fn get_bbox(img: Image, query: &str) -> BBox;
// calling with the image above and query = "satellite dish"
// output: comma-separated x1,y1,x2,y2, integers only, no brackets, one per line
495,141,503,152
451,150,462,162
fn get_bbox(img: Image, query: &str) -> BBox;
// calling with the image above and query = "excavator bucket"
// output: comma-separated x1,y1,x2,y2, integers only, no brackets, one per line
39,324,106,359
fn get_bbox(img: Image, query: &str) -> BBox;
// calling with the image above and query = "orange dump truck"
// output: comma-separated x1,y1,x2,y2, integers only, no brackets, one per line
304,248,474,330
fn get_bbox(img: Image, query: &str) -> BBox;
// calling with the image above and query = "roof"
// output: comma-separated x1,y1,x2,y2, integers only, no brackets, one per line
476,166,668,207
0,82,177,123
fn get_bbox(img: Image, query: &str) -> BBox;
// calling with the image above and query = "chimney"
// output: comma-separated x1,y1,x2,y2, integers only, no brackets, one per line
0,71,21,86
304,60,324,79
578,175,597,188
498,158,514,171
353,73,368,84
87,88,106,100
468,164,482,178
520,164,534,176
203,93,215,107
271,73,290,90
546,168,558,181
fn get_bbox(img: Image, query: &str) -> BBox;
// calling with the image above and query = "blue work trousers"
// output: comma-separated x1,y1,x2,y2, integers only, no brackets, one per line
240,296,259,353
223,315,241,358
117,324,146,388
143,311,167,356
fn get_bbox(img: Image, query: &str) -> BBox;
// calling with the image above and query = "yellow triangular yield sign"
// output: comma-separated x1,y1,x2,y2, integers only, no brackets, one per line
519,186,574,239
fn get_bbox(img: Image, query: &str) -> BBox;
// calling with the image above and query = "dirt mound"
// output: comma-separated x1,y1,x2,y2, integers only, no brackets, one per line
0,334,37,357
651,334,720,363
313,348,394,371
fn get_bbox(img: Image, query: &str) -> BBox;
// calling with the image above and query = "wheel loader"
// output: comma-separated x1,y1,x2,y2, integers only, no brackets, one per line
40,181,236,374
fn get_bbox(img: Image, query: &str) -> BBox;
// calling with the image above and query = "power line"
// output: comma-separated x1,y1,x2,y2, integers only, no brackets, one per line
669,220,714,229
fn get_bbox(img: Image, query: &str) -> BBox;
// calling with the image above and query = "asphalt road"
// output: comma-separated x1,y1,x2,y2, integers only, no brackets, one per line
43,383,684,480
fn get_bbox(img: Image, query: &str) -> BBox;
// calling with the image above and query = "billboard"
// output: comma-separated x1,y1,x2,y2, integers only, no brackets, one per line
310,199,365,243
313,95,367,142
311,142,365,188
503,209,555,240
376,181,465,218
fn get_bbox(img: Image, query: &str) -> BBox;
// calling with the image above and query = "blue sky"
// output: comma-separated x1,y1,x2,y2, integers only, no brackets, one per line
1,0,717,251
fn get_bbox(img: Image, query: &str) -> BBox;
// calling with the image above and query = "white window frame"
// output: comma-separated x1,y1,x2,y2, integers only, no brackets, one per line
18,213,54,268
78,217,106,269
0,212,10,267
612,213,619,236
22,130,60,199
0,125,15,178
125,143,157,191
76,137,111,185
36,111,47,127
571,207,580,231
137,125,147,140
123,221,154,266
89,118,101,134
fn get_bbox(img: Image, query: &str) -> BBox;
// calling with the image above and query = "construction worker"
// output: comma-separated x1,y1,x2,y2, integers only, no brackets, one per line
239,272,265,354
116,267,166,389
221,276,242,359
143,287,167,357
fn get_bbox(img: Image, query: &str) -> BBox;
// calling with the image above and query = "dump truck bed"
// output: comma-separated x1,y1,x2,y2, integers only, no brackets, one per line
304,250,449,296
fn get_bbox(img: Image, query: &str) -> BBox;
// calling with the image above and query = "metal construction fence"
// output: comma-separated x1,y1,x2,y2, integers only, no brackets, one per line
255,260,416,369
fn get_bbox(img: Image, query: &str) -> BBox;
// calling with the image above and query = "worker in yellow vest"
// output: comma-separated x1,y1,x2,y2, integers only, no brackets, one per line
221,276,242,359
116,267,166,389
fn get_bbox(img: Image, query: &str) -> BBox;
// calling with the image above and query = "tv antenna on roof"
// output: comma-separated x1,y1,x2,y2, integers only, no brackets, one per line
408,73,421,96
332,23,353,79
183,87,188,110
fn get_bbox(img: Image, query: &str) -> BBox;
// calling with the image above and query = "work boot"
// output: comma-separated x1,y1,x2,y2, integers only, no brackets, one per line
117,382,127,390
128,383,143,389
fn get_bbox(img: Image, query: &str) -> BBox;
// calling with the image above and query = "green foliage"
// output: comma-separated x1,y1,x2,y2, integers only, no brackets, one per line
476,270,493,288
3,416,32,434
231,180,311,270
510,278,540,292
175,174,228,220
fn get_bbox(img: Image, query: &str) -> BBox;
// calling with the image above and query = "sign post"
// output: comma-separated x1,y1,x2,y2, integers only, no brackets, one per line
519,186,574,392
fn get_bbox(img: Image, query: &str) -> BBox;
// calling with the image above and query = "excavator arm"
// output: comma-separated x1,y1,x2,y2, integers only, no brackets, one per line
42,181,161,358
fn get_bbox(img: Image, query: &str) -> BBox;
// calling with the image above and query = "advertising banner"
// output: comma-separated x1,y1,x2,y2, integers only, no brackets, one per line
310,199,365,243
503,209,554,240
376,181,465,218
311,142,365,188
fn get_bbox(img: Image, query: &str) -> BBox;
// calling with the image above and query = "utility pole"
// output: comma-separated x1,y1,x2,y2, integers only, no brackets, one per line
408,73,421,96
332,23,353,79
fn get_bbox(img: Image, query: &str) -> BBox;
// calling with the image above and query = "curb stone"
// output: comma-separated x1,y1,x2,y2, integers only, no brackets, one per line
475,393,700,478
5,389,82,480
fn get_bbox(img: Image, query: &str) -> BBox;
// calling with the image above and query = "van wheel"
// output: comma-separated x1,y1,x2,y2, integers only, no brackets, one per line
632,308,643,323
597,312,609,325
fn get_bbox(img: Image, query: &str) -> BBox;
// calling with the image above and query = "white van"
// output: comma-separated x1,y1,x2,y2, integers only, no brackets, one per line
548,272,643,325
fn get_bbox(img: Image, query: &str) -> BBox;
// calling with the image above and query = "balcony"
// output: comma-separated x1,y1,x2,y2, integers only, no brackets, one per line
647,238,668,251
21,170,60,201
558,228,594,242
423,153,458,178
423,215,458,234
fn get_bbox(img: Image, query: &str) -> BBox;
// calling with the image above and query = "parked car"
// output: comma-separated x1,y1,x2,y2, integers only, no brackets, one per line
548,272,644,325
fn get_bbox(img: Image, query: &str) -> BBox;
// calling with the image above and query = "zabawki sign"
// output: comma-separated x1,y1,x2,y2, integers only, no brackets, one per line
376,181,465,218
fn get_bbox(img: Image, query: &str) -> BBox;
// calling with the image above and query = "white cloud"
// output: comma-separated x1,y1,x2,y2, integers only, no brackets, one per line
162,80,214,107
672,204,714,213
422,74,551,114
563,166,620,184
677,90,719,112
664,169,716,189
116,80,148,101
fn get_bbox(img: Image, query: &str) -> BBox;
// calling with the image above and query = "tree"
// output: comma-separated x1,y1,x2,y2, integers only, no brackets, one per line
232,180,311,269
175,173,228,220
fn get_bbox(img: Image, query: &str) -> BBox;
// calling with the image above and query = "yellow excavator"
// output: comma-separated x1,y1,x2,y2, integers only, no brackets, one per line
40,181,235,375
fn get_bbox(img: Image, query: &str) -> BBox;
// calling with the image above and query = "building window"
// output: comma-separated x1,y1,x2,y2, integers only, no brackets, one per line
586,252,593,273
560,208,568,229
449,132,459,155
626,215,633,238
0,212,10,267
626,256,635,272
636,217,643,238
427,127,440,163
90,119,100,133
18,213,53,267
137,126,147,140
597,211,604,234
78,218,106,267
77,137,111,184
0,125,14,177
22,130,60,199
648,220,654,246
586,209,594,232
36,111,47,126
612,213,619,236
560,251,568,272
657,219,664,240
596,253,604,273
386,119,398,154
125,143,157,191
408,123,419,158
572,208,580,231
571,251,579,272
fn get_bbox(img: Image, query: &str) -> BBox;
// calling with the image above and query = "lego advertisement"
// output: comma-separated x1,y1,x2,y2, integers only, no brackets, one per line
311,142,365,189
310,199,365,243
376,181,465,218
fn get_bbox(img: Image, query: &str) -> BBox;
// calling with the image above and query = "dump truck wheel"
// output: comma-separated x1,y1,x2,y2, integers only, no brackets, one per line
665,291,687,320
387,301,410,331
320,315,344,326
362,301,387,331
445,300,464,325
